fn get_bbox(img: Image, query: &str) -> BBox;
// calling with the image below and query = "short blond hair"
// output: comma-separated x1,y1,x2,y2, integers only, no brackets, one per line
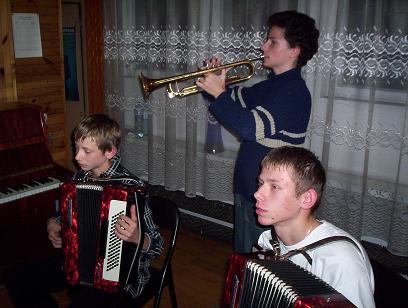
261,146,326,210
73,114,121,153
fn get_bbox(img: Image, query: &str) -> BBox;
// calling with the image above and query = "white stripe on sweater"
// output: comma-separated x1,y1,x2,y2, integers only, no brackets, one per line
257,139,305,148
279,130,306,138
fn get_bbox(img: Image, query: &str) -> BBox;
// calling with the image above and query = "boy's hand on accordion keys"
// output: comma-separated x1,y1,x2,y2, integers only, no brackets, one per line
115,204,141,244
47,217,62,248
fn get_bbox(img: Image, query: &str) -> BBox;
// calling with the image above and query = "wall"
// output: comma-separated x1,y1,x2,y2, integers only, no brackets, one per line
0,0,17,102
0,0,68,167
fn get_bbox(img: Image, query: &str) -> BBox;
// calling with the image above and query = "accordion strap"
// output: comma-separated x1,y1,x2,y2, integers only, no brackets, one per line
280,235,361,265
254,234,361,265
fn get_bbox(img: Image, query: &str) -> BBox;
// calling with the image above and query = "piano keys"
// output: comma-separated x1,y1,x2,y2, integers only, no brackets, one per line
0,102,72,283
0,176,60,204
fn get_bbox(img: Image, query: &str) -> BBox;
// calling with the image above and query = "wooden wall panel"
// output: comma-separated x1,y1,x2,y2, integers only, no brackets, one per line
0,0,17,102
85,0,104,114
7,0,68,167
0,0,106,167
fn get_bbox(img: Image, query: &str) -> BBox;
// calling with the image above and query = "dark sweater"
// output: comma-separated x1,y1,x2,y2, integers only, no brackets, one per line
209,67,311,201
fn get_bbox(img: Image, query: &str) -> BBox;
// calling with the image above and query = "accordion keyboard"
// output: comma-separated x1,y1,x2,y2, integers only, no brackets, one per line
103,200,127,281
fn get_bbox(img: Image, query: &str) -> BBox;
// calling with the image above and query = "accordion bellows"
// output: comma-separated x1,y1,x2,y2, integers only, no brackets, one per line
60,181,146,293
222,254,355,308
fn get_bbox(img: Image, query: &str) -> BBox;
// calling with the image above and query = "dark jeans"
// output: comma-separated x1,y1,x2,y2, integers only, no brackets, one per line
5,251,135,308
6,252,66,308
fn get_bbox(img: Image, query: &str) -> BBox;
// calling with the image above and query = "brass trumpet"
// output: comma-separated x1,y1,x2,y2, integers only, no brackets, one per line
140,56,264,99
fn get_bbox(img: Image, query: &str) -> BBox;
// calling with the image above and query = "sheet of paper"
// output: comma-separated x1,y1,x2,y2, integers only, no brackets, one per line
12,13,43,58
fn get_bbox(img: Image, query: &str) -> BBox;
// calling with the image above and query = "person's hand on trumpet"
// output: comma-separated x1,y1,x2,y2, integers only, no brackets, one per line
196,57,230,98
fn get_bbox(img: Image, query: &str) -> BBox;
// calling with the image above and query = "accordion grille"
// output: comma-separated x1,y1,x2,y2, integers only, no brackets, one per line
76,185,103,284
239,259,338,308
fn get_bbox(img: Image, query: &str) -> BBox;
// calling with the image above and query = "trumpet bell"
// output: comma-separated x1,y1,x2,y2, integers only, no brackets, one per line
139,73,155,99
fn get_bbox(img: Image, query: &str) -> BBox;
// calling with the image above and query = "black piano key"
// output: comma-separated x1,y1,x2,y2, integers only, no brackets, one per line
0,188,13,194
26,180,41,187
9,184,27,191
1,177,55,196
37,177,54,184
36,177,47,184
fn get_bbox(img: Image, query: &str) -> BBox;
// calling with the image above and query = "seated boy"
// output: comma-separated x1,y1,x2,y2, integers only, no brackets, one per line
6,114,163,307
254,146,375,308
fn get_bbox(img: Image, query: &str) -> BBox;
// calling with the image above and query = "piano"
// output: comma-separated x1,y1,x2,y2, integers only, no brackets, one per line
0,102,72,283
0,176,61,205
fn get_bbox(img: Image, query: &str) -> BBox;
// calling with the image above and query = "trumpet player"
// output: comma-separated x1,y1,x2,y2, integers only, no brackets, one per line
196,10,319,254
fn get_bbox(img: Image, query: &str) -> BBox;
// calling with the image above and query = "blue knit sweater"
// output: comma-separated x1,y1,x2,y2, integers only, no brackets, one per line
209,67,311,201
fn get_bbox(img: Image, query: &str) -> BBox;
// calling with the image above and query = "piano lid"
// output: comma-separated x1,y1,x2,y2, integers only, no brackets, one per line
0,102,55,183
0,102,47,150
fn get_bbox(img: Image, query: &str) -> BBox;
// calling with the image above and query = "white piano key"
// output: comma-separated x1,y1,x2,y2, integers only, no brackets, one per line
0,177,61,204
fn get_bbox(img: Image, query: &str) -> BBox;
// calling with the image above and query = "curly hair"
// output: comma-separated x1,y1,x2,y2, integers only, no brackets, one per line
268,10,319,67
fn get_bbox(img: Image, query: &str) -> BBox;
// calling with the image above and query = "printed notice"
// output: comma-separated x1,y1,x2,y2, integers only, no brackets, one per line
12,13,43,58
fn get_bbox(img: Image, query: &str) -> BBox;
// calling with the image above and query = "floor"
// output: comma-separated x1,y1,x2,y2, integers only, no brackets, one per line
0,228,406,307
0,229,233,308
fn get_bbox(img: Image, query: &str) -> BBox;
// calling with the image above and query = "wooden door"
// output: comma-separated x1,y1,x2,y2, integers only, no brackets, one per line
62,2,86,170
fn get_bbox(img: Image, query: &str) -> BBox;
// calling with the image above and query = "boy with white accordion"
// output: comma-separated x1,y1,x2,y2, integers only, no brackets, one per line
7,114,163,307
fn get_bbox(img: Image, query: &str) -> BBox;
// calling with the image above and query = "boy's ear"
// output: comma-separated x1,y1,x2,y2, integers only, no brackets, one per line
300,188,318,210
290,46,301,59
104,146,117,159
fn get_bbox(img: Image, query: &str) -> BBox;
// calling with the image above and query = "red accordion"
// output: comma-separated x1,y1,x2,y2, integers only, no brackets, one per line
222,254,355,308
60,180,146,293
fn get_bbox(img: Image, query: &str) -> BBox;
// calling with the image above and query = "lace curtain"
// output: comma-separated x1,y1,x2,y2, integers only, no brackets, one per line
103,0,408,256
